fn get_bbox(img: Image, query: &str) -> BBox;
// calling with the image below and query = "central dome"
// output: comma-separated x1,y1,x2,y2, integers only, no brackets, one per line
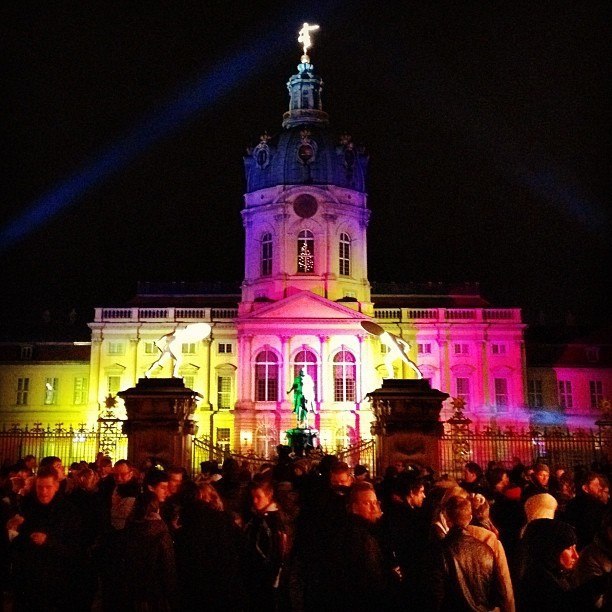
244,61,368,193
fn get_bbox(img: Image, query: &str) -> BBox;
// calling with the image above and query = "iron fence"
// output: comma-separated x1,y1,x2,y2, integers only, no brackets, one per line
438,426,603,480
0,423,128,467
337,439,377,475
3,422,601,483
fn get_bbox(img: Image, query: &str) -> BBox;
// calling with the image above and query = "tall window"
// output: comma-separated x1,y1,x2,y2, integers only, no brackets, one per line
334,425,356,450
590,380,603,410
293,349,317,401
339,232,350,276
181,343,196,354
44,377,59,405
456,377,471,407
17,378,29,405
255,350,278,401
528,379,543,408
491,343,507,355
20,346,33,360
558,380,573,409
218,343,233,354
255,423,277,457
418,343,432,354
333,350,356,402
108,376,121,396
218,376,232,409
297,230,314,273
261,232,273,276
216,428,231,453
73,377,88,405
494,378,509,411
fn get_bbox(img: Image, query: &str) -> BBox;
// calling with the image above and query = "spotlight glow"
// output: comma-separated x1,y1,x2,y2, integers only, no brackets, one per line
1,6,343,251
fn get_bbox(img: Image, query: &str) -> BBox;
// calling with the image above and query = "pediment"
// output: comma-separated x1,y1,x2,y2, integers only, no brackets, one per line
241,291,368,321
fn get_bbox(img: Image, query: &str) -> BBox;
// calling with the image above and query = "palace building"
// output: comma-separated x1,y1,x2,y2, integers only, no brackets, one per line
0,39,609,458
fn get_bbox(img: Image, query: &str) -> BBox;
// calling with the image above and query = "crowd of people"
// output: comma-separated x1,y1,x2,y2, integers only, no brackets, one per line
1,450,612,611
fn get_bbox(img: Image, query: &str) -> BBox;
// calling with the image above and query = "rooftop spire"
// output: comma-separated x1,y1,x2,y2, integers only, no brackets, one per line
282,22,329,129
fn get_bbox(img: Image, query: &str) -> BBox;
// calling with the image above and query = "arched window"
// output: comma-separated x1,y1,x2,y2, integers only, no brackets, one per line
333,349,356,402
255,350,278,401
334,425,356,450
339,232,351,276
297,230,315,273
293,348,317,401
255,422,278,457
261,232,273,276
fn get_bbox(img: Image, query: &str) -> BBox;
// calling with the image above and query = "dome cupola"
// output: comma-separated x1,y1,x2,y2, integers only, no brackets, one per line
244,24,368,194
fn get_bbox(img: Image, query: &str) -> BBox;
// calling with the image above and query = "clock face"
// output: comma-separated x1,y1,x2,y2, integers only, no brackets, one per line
293,194,318,218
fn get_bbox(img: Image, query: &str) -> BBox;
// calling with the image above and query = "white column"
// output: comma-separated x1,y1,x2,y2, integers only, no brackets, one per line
129,336,139,384
89,332,103,415
356,334,364,405
318,335,329,403
281,335,291,405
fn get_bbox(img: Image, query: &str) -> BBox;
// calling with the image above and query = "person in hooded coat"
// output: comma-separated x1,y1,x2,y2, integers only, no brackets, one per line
573,510,612,609
517,518,604,611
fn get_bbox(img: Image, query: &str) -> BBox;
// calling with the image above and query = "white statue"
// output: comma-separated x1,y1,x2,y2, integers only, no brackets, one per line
302,371,316,427
144,322,212,378
361,320,423,380
298,22,319,60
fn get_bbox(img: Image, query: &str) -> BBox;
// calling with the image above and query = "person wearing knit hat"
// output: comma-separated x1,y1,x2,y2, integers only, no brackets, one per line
523,493,558,527
516,518,597,611
516,495,560,583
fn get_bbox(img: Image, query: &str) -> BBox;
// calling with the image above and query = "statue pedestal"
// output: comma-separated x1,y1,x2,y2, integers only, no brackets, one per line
286,427,319,457
367,379,448,473
118,378,201,469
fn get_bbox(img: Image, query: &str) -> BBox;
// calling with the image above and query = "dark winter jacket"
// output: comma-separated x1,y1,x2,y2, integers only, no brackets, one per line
11,494,85,609
175,501,246,611
122,514,178,610
565,493,607,550
429,526,503,612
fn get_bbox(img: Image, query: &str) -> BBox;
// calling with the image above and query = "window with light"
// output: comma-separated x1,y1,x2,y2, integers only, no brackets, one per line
293,349,317,401
261,232,273,276
339,232,350,276
255,350,278,401
297,230,315,273
333,350,356,402
494,378,509,411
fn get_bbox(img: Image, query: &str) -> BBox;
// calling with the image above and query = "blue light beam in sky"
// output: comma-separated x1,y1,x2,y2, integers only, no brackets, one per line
0,5,342,252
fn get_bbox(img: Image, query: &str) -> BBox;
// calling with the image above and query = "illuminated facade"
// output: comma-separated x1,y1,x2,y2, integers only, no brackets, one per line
77,52,541,451
1,45,609,454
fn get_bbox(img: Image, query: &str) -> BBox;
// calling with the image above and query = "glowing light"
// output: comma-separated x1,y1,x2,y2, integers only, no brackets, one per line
145,323,212,378
298,242,314,272
298,22,319,60
518,168,607,233
1,8,341,251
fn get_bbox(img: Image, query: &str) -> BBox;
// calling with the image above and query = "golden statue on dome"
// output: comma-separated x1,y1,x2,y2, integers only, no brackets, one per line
298,22,319,62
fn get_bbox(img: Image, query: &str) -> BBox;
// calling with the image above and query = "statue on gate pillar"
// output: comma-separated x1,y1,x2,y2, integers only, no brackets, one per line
361,321,422,379
145,322,212,378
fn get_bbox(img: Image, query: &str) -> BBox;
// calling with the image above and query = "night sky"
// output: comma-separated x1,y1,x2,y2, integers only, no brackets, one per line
3,3,609,328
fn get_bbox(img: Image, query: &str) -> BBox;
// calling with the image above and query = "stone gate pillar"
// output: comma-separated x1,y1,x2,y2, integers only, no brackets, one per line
367,379,448,473
118,378,201,469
